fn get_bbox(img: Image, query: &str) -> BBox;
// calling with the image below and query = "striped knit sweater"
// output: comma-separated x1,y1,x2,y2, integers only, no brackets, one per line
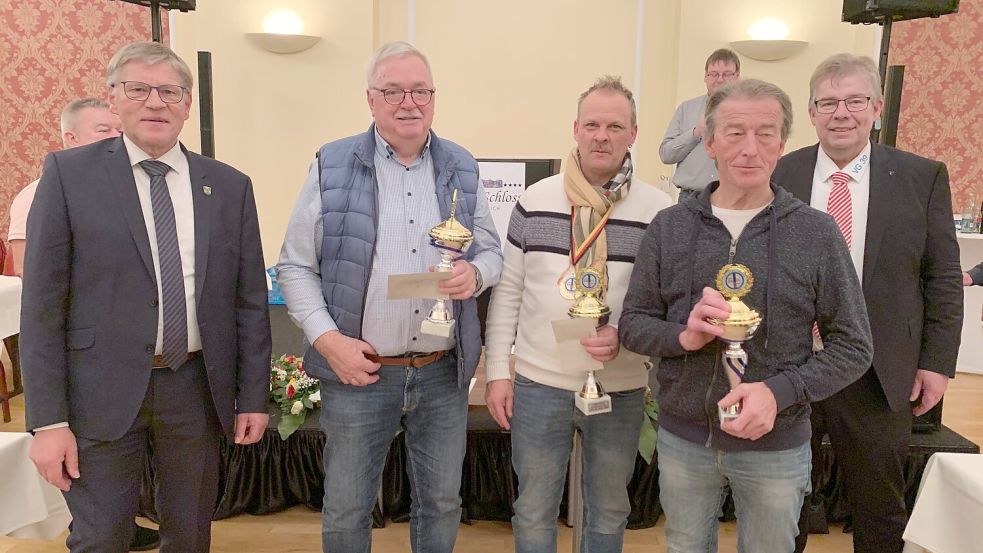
485,173,673,391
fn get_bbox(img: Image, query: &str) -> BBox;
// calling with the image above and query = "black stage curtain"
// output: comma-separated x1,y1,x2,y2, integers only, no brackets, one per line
139,405,977,532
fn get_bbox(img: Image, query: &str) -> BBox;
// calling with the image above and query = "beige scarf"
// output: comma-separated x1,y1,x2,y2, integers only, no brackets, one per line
563,147,633,287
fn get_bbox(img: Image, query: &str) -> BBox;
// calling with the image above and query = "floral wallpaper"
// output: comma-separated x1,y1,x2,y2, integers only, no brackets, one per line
889,0,983,213
0,0,165,239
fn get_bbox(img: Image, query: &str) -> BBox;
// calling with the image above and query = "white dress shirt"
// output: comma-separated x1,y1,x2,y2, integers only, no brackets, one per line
810,142,872,281
123,135,202,355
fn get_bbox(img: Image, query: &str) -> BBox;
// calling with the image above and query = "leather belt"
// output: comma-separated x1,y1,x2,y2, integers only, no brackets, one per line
152,350,203,369
365,350,449,369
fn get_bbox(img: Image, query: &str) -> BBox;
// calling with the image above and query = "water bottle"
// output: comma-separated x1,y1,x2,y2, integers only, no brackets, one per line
961,193,978,233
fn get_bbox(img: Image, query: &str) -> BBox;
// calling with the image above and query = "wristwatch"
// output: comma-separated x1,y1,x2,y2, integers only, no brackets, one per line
471,262,483,296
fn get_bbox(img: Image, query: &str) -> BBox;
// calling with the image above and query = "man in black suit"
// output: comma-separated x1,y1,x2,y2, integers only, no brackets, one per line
21,42,271,553
773,53,963,553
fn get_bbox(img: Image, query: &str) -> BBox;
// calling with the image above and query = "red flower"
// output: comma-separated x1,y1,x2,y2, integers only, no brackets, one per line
287,384,296,399
297,361,304,372
286,355,296,363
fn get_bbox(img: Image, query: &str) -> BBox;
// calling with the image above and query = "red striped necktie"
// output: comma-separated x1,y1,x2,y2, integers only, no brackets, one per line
827,171,853,247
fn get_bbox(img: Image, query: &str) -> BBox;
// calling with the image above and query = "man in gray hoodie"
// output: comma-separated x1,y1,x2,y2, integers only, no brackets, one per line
620,79,873,552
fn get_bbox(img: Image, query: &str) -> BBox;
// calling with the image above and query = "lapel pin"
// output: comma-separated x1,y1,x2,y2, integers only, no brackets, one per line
203,185,212,196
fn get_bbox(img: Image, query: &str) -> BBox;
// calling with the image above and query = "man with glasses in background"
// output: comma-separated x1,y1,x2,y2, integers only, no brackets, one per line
660,48,741,202
22,42,271,552
276,41,501,553
772,53,963,553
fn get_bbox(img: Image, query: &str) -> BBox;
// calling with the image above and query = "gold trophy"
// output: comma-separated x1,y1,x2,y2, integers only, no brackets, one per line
568,266,612,415
421,190,474,337
708,264,762,424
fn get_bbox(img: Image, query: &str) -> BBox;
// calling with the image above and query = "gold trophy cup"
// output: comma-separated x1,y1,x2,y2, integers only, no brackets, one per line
421,190,474,337
708,264,762,424
568,266,613,415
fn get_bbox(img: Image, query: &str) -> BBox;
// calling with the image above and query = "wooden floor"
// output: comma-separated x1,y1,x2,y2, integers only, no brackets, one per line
2,372,981,553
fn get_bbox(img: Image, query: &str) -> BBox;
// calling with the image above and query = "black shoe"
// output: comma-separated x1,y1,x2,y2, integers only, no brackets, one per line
129,523,161,551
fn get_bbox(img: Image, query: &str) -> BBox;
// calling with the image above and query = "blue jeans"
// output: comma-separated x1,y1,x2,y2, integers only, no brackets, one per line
657,429,811,553
511,374,645,553
319,353,467,553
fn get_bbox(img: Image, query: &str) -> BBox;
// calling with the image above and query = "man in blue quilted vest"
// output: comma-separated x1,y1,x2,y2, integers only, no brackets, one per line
276,41,502,553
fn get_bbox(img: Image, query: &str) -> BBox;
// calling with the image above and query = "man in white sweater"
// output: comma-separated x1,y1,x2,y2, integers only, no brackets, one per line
484,76,673,553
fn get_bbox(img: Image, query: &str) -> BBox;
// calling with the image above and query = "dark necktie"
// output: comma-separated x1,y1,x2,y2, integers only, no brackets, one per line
139,159,188,370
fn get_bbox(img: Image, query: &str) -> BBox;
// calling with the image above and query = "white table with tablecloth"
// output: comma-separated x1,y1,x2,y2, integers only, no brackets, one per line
903,452,983,553
0,432,71,539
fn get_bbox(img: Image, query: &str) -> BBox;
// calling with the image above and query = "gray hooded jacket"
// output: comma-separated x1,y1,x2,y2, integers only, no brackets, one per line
620,182,873,451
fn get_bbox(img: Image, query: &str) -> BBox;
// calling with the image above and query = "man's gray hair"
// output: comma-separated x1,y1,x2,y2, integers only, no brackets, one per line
60,98,110,135
705,79,793,141
106,42,194,91
366,41,432,88
705,48,741,74
809,53,882,106
577,75,637,126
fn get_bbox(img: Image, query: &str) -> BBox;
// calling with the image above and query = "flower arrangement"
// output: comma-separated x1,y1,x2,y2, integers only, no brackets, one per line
270,354,320,440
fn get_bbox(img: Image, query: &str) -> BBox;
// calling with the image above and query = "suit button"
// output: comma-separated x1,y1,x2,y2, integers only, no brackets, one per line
146,345,154,353
151,299,159,307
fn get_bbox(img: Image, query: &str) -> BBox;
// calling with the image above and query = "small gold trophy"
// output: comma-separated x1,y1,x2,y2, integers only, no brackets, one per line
421,190,474,337
568,266,612,415
708,264,762,424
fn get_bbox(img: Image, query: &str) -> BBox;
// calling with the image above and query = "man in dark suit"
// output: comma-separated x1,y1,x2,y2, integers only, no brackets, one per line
21,42,271,553
773,53,963,553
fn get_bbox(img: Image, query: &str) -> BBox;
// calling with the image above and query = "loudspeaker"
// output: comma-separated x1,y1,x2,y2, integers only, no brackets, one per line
912,397,944,433
842,0,959,24
116,0,196,10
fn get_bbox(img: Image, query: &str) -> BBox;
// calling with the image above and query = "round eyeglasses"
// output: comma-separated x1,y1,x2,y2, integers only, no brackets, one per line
116,81,188,104
372,88,435,106
813,96,871,114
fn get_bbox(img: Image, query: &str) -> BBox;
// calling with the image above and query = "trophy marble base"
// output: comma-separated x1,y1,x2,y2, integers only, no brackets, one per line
576,393,612,415
421,318,454,338
718,404,741,426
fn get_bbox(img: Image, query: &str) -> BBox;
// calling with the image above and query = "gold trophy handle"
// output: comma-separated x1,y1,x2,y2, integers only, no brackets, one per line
448,189,458,221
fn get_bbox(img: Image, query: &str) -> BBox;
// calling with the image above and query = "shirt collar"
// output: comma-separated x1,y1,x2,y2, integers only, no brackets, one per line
816,141,871,184
373,128,431,167
122,134,187,174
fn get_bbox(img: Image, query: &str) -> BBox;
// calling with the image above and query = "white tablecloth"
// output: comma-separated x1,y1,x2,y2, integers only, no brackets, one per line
903,452,983,553
0,275,22,340
0,432,71,539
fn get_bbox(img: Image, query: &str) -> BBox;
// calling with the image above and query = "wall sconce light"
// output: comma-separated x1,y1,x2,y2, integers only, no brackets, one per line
730,17,807,61
245,9,321,54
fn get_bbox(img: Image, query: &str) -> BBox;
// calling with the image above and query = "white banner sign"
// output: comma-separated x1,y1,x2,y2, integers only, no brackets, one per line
478,161,526,246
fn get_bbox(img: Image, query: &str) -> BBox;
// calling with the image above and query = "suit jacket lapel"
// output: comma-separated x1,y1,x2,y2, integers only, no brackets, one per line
863,144,893,290
781,145,819,203
107,138,156,281
187,150,211,302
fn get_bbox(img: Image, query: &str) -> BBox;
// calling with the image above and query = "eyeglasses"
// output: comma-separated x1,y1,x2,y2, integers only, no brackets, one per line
116,81,188,104
706,71,738,80
813,96,871,114
371,88,435,106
